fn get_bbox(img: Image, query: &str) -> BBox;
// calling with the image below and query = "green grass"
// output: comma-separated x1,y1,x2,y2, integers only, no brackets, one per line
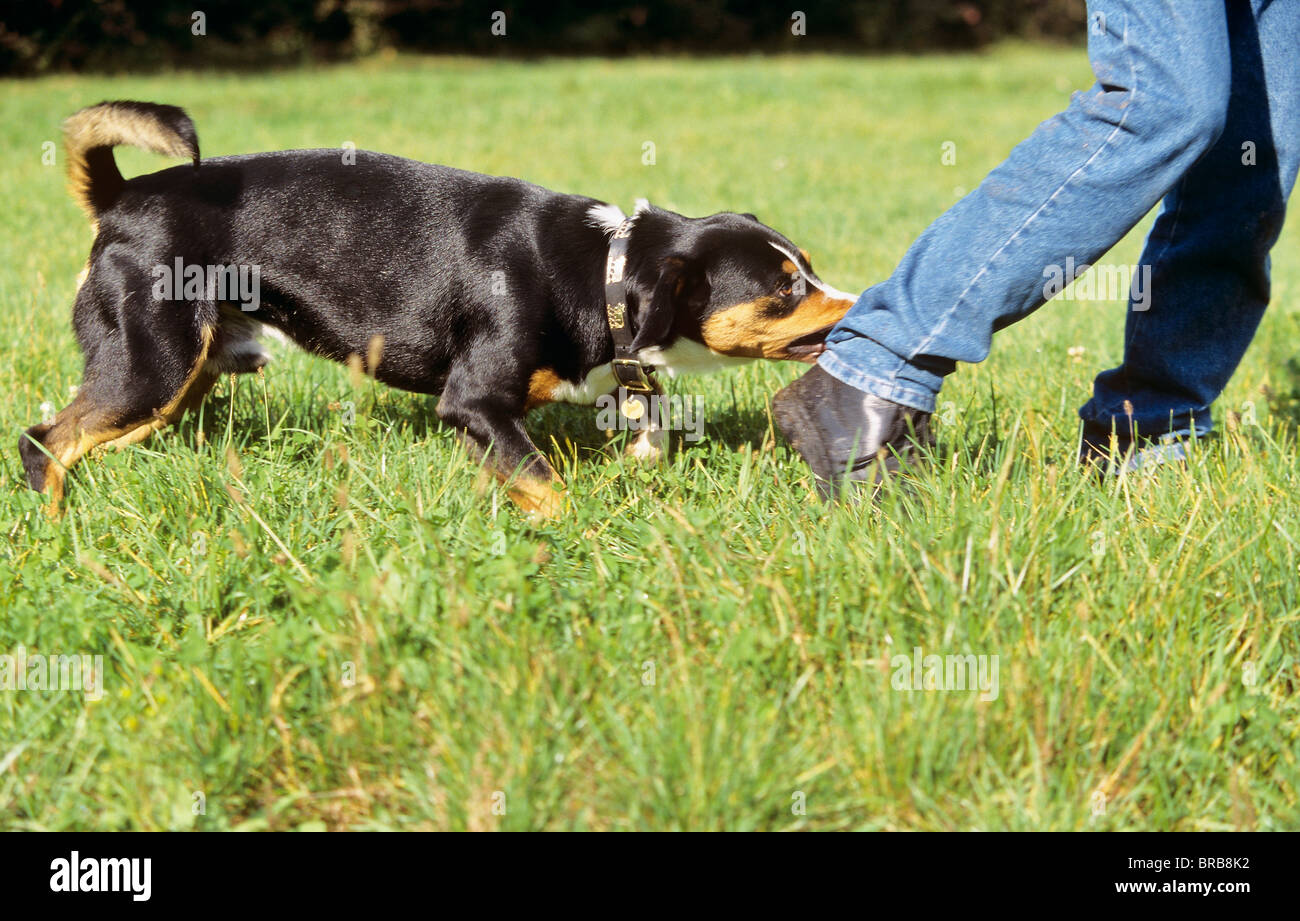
2,45,1298,831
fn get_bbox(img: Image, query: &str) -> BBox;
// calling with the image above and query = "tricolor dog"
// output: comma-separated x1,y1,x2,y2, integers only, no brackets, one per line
21,101,856,518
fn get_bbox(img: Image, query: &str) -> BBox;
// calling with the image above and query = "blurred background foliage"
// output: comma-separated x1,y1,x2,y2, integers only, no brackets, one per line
2,0,1086,75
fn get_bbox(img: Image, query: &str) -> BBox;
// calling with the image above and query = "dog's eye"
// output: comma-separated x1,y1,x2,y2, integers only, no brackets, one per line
777,281,795,297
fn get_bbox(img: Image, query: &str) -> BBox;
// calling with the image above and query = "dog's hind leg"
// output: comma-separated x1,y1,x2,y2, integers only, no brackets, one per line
19,324,217,512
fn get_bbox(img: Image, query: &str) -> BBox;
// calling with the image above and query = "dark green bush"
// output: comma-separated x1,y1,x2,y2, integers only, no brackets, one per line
0,0,1086,75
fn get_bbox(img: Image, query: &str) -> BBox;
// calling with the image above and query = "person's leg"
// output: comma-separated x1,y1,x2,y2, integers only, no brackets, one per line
818,0,1231,414
1080,0,1300,443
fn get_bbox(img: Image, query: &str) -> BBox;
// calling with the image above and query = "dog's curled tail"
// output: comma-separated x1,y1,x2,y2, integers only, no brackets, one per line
64,100,199,218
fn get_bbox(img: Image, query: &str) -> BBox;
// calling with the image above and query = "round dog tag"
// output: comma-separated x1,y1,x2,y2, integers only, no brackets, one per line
621,396,645,420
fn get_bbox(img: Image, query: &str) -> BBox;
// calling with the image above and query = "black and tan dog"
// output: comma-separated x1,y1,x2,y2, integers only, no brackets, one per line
21,101,856,518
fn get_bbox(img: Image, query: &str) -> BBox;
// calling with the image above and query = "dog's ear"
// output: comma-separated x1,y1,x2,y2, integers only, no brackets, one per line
630,256,709,351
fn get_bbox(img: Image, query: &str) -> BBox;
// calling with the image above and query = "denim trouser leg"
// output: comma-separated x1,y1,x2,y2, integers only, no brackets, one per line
1081,0,1300,439
821,0,1231,414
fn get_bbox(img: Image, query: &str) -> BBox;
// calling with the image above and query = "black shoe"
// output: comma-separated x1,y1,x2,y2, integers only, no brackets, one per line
1077,425,1203,476
772,365,934,499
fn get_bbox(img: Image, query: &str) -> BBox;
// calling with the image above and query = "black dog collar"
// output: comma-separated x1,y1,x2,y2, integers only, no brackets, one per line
604,217,658,395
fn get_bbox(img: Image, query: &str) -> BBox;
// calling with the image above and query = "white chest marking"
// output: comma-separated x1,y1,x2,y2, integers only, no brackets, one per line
547,339,748,406
548,365,618,404
637,338,751,379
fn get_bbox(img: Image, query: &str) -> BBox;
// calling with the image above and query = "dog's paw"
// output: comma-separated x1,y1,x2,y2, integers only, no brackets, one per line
507,477,568,522
625,426,668,463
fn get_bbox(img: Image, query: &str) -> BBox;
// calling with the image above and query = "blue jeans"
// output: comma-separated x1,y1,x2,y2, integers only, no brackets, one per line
821,0,1300,440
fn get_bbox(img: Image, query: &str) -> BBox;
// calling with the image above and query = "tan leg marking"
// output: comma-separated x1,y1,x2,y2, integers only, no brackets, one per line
502,472,568,521
38,326,215,513
526,368,563,411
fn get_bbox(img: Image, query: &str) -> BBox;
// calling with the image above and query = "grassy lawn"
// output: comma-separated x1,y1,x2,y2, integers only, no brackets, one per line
2,44,1298,831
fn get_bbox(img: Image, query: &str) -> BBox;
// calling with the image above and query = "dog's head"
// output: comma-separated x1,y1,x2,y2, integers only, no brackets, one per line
618,207,856,363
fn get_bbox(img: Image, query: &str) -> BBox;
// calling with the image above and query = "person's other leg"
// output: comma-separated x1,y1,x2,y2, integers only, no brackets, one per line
1080,0,1300,443
818,0,1231,414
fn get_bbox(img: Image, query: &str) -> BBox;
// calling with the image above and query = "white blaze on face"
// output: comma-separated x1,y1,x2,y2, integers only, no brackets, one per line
767,241,857,303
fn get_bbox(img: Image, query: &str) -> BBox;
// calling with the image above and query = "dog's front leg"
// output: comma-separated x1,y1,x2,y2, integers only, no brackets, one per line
626,420,668,463
464,418,567,520
493,427,567,521
437,384,566,520
617,389,670,464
